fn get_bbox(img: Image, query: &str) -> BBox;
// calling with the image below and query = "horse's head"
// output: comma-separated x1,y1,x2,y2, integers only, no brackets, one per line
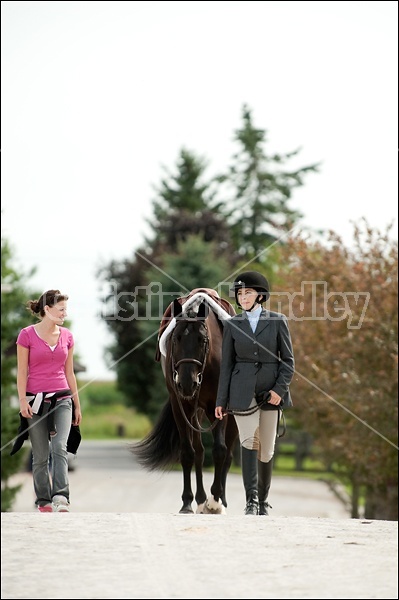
170,299,209,401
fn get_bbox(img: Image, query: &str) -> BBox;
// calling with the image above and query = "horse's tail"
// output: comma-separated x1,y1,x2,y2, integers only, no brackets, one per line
130,401,180,471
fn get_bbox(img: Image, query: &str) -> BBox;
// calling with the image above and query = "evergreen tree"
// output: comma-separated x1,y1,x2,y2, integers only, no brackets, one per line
147,147,234,255
216,104,320,258
152,147,211,223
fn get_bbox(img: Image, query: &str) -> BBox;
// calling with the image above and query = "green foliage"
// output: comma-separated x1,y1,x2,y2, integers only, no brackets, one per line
80,404,151,440
96,246,164,410
78,379,128,408
1,237,40,511
145,234,231,296
77,379,152,439
1,402,25,511
279,221,398,520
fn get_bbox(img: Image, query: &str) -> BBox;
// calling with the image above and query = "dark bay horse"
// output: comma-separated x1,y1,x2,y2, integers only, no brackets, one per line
131,292,238,514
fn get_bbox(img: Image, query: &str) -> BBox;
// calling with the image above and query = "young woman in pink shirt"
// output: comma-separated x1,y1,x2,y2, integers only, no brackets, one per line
16,289,82,512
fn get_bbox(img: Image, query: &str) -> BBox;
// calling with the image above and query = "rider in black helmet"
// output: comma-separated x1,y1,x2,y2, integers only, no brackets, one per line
215,270,295,516
232,271,270,309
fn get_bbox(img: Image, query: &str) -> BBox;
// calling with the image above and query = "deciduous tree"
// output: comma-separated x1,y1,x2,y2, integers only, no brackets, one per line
275,221,398,520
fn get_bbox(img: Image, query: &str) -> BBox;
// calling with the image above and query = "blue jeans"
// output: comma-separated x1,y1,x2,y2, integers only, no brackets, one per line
28,398,72,506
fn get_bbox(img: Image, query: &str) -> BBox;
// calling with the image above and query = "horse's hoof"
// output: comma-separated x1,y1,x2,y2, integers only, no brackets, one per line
202,496,226,515
179,507,194,514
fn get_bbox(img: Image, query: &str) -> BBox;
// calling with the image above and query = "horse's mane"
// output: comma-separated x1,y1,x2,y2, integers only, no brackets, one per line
155,288,236,362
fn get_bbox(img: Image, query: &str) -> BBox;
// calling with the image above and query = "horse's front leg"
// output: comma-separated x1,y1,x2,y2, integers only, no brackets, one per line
196,417,228,515
192,429,207,512
207,418,228,510
170,398,196,514
178,430,196,514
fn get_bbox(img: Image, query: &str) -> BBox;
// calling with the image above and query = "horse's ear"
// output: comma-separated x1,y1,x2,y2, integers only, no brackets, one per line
172,299,183,318
197,301,208,320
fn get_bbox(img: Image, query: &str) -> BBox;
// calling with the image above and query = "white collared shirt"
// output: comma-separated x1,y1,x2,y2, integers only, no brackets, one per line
245,305,262,333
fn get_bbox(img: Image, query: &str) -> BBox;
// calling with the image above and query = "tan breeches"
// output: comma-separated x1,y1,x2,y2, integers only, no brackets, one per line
234,398,279,463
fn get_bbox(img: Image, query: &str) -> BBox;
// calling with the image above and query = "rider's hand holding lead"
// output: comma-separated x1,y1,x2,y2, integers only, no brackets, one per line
268,390,282,406
215,406,225,420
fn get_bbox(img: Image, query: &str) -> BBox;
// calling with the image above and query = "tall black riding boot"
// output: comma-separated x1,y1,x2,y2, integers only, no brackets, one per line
258,459,273,516
241,447,259,515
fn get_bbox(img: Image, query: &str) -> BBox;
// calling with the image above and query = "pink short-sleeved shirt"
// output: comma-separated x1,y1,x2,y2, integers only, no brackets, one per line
16,325,74,393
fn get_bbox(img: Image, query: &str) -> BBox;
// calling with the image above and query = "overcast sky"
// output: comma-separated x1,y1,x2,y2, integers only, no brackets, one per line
2,1,397,381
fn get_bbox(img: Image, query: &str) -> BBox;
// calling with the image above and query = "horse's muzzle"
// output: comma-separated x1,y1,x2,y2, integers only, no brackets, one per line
173,374,201,401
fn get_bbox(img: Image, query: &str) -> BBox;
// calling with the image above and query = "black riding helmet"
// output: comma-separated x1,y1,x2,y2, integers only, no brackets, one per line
231,271,270,308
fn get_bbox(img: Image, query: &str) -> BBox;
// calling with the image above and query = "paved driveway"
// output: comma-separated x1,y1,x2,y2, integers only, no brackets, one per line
9,439,350,517
2,441,397,599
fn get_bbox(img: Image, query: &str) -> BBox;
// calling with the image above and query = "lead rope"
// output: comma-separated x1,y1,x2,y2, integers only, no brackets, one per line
175,393,220,434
